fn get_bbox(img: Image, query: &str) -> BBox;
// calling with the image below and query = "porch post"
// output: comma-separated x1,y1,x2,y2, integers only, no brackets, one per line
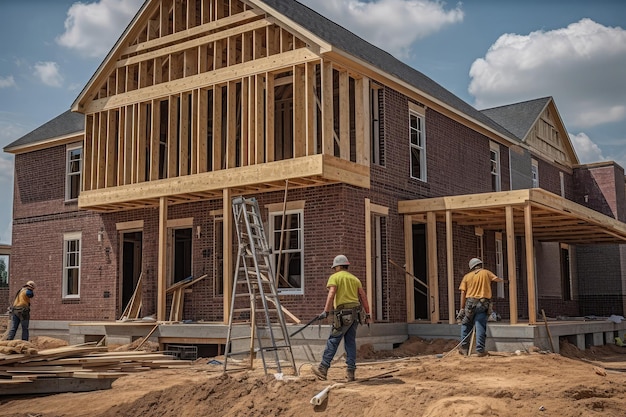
404,214,414,322
505,206,518,324
446,210,455,324
365,199,373,318
157,197,168,321
524,203,537,324
427,211,439,323
223,188,232,324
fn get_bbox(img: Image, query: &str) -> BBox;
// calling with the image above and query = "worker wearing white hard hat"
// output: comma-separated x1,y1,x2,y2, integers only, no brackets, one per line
312,255,371,382
7,280,36,341
457,258,504,357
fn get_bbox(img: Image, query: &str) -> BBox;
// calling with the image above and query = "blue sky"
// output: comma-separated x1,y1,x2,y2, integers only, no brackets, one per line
0,0,625,246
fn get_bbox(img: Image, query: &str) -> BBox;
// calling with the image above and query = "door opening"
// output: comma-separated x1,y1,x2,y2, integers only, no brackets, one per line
412,224,428,320
172,228,193,283
120,231,142,314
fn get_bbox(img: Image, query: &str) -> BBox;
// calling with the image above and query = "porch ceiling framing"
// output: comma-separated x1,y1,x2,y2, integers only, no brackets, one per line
399,188,626,326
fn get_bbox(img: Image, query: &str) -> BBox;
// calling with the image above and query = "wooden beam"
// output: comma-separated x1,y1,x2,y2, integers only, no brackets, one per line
525,203,537,325
427,211,439,323
265,72,275,162
446,210,455,324
321,60,333,156
404,214,414,322
157,197,168,321
339,70,349,159
505,205,518,324
293,64,305,157
223,188,232,324
365,199,373,319
305,62,316,156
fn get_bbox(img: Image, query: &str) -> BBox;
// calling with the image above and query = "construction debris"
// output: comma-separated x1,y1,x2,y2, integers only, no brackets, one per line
0,340,192,396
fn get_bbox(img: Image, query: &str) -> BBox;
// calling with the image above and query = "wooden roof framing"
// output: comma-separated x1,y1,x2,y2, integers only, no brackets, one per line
399,188,626,245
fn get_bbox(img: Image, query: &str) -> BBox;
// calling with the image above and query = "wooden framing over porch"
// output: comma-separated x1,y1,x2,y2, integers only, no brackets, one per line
399,188,626,325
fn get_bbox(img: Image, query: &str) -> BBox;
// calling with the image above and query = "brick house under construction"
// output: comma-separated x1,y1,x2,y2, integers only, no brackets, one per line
4,0,626,348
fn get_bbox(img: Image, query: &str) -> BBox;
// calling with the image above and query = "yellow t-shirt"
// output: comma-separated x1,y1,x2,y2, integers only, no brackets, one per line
327,270,362,308
459,268,497,299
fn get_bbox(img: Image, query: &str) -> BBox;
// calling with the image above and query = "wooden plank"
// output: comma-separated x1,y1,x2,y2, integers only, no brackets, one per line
446,210,455,324
321,60,333,155
339,70,349,160
505,206,518,325
427,211,439,323
157,197,168,321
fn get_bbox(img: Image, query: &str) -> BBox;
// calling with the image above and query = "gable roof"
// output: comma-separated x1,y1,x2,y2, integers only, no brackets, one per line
3,110,84,153
480,97,552,140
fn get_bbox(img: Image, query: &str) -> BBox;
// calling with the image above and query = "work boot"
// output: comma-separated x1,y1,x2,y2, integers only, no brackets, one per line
476,351,488,357
458,347,468,356
346,368,355,382
312,365,328,380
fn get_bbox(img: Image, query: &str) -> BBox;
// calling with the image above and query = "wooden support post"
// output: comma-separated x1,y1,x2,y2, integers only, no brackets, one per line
525,203,537,324
157,197,168,321
223,188,232,324
427,211,439,323
446,210,455,324
403,214,414,322
365,199,373,318
505,206,518,324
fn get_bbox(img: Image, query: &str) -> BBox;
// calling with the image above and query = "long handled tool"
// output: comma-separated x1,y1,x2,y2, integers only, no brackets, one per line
290,315,322,337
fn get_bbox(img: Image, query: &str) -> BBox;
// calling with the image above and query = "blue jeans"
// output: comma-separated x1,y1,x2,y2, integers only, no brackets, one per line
461,307,488,353
7,312,30,341
321,320,358,370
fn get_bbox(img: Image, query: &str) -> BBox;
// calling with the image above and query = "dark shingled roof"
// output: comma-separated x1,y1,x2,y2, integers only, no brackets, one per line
5,0,517,151
261,0,516,140
4,110,84,152
480,97,552,141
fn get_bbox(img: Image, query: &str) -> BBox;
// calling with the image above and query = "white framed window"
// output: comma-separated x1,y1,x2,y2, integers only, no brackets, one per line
65,144,82,201
371,83,383,166
269,208,304,294
531,159,539,188
409,105,426,181
495,233,504,299
63,232,81,298
490,141,501,192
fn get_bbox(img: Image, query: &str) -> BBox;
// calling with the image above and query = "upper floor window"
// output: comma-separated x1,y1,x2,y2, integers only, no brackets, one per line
371,83,383,166
63,232,81,299
66,144,82,201
409,104,426,181
531,159,539,188
490,141,501,192
270,208,304,295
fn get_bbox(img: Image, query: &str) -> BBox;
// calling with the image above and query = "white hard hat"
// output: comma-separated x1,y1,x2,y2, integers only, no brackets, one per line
331,255,350,269
469,258,483,270
26,280,36,289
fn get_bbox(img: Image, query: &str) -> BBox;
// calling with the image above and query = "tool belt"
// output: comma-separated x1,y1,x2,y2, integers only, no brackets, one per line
461,298,490,325
9,306,30,321
331,304,362,336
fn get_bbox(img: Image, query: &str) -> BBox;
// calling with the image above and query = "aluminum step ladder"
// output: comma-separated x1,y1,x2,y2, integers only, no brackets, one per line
223,196,297,376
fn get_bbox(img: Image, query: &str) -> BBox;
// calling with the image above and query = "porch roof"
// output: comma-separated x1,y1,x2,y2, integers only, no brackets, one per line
398,188,626,245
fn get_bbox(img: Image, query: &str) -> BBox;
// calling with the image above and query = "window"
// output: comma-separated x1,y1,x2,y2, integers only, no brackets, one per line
270,209,304,294
409,106,426,181
490,142,501,192
560,244,572,301
371,83,383,166
559,172,565,197
495,233,504,299
63,232,81,298
66,144,82,201
531,159,539,188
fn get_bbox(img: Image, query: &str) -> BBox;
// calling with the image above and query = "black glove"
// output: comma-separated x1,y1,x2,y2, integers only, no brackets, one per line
318,311,328,320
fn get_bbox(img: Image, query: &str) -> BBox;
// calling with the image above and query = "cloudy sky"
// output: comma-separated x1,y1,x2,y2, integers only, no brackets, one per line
0,0,625,245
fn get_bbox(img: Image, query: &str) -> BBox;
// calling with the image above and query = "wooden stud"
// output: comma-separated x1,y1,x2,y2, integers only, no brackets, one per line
265,72,274,162
404,214,414,322
150,99,160,180
222,188,232,323
505,205,518,324
157,197,168,321
339,70,349,159
227,81,237,168
180,93,190,175
213,85,223,170
254,74,264,164
321,61,333,156
525,203,537,324
427,211,439,323
305,62,316,156
168,96,178,177
197,88,208,173
293,64,305,157
446,210,455,324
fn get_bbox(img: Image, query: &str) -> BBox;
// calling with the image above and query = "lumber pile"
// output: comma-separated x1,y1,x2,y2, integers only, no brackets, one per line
0,341,193,395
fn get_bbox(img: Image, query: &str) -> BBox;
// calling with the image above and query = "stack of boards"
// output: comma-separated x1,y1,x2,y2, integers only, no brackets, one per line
0,342,191,395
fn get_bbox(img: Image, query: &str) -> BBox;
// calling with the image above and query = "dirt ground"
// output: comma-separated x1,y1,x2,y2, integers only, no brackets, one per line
3,336,626,417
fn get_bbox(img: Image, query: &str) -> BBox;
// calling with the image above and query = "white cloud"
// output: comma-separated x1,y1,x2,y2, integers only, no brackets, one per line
469,19,626,131
299,0,464,58
33,62,64,87
0,155,14,185
0,76,16,89
569,132,606,164
56,0,144,58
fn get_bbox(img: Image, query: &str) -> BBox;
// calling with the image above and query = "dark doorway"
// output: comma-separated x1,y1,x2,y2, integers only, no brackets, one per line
173,228,192,283
121,231,143,314
412,224,428,320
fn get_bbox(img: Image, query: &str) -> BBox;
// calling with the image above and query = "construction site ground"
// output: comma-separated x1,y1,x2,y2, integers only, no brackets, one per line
2,335,626,416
